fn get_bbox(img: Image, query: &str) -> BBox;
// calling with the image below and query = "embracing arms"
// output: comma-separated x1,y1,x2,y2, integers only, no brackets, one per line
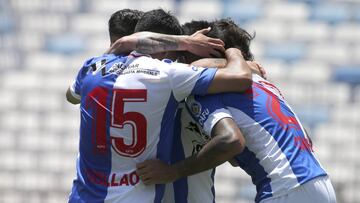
136,117,245,185
105,28,225,58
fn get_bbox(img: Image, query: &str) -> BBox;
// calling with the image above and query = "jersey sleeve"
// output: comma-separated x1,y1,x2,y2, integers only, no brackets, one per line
69,57,96,100
167,62,217,102
185,94,233,136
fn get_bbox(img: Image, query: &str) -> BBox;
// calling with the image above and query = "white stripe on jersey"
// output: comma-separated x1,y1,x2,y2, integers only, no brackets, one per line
226,107,300,197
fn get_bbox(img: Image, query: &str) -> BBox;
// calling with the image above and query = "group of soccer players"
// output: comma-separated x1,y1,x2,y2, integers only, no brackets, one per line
66,8,337,203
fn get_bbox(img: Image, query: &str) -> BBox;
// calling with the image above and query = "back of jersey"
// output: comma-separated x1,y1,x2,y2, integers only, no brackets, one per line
185,74,327,203
68,52,217,203
221,74,327,202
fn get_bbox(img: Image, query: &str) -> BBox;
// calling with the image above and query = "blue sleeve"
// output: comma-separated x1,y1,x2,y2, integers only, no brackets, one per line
185,94,233,135
191,68,217,96
72,57,95,97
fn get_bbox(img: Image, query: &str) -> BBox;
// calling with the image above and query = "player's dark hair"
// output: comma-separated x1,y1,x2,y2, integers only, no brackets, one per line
182,19,254,61
213,19,254,61
134,9,182,35
182,20,214,36
108,9,144,43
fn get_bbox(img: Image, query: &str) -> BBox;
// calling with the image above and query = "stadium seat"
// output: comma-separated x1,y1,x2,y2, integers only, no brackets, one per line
70,14,108,35
307,43,349,64
16,33,45,51
1,112,40,132
246,20,287,42
355,8,360,22
0,14,14,33
332,66,360,85
264,42,305,62
293,104,329,129
331,104,360,125
11,0,80,13
334,23,360,42
130,0,176,13
288,0,321,6
0,172,15,190
2,71,42,90
25,53,67,72
289,61,331,82
46,35,85,55
355,86,360,102
223,1,262,23
310,4,351,24
0,131,16,150
16,172,56,191
265,2,310,21
288,22,330,42
260,59,290,81
89,0,132,13
178,0,222,22
0,51,19,70
20,14,67,34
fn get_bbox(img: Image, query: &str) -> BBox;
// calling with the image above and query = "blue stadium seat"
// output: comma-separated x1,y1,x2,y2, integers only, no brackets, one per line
0,15,14,33
310,4,351,24
288,0,320,4
332,66,360,85
264,43,305,62
222,1,262,23
355,8,360,22
46,35,85,55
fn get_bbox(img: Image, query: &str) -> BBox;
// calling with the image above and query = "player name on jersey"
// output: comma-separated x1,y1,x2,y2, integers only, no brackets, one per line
85,169,139,187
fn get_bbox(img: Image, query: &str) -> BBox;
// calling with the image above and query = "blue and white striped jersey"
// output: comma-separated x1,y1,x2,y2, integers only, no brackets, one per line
68,51,217,203
164,102,215,203
185,74,327,203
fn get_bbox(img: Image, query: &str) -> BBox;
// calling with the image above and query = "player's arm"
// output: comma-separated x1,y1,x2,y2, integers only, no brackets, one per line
105,28,225,57
206,48,252,93
66,87,80,104
192,58,267,79
136,117,245,185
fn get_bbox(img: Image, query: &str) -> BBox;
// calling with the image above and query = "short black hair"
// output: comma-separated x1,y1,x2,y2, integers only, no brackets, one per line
182,18,254,60
108,9,143,42
134,9,182,35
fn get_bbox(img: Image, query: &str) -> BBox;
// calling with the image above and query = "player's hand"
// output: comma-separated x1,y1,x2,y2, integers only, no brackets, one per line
136,159,178,185
247,61,267,79
186,27,225,58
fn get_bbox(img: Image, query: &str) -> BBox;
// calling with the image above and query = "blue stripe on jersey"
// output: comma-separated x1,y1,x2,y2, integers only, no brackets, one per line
220,84,326,201
234,148,272,202
70,54,127,203
171,107,188,203
191,68,217,96
155,92,179,203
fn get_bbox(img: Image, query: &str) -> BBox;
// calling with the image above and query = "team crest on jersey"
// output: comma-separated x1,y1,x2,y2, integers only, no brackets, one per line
190,101,202,117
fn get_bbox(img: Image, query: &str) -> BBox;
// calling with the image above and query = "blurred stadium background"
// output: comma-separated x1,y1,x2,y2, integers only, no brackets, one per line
0,0,359,202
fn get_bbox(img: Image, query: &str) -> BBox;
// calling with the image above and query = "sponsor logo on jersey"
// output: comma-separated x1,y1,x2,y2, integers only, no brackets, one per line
85,169,140,187
198,108,210,126
108,62,128,75
90,59,107,76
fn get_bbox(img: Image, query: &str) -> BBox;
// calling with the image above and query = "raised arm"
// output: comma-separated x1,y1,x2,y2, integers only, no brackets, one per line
105,28,225,57
66,87,80,104
191,58,267,79
136,117,245,185
206,48,252,93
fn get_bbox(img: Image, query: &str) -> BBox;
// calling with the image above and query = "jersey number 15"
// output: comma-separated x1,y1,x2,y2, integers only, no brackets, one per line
86,87,147,157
